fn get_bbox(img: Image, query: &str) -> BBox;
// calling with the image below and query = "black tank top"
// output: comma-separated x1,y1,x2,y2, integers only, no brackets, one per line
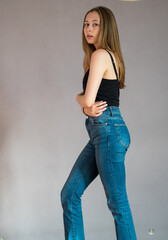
82,49,120,107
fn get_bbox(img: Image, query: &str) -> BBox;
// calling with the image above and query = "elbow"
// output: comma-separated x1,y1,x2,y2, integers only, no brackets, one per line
83,100,94,108
83,95,96,107
83,103,91,108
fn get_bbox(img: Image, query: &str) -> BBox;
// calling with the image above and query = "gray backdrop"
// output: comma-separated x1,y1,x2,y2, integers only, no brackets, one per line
0,0,168,239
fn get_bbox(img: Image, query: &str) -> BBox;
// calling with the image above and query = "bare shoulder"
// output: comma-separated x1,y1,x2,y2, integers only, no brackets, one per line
91,48,108,58
91,48,115,64
101,49,119,79
89,49,107,79
90,49,108,69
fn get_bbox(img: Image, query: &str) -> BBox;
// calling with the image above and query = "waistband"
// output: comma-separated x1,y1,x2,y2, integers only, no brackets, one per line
103,106,121,117
87,106,122,118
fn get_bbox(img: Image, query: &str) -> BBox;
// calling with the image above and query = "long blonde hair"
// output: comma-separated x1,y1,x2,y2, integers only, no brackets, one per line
82,6,126,89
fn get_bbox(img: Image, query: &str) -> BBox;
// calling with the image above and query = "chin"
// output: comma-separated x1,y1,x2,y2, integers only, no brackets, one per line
87,40,94,44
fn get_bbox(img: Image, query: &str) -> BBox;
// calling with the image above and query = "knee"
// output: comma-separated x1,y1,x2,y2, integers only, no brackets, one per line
107,196,130,213
60,186,67,206
60,184,73,208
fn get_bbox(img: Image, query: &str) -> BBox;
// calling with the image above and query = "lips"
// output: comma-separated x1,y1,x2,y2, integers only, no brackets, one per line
87,35,93,37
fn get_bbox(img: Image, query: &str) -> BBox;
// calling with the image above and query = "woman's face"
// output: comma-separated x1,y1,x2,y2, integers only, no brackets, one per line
83,11,100,49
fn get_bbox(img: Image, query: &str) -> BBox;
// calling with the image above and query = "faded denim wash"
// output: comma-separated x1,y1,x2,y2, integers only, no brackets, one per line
60,106,137,240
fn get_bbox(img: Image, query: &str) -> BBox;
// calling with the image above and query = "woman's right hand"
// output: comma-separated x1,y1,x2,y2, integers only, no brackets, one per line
84,101,108,117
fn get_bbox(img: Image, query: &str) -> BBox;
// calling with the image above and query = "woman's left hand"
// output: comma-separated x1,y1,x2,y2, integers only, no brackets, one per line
83,101,108,117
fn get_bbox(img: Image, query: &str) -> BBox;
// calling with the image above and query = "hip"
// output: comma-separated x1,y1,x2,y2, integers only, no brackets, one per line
85,106,131,150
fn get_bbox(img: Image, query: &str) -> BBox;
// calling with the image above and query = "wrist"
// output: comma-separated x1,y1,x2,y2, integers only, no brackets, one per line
83,107,88,116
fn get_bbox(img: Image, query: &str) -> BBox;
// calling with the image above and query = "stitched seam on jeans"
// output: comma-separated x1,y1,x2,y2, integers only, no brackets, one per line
92,117,108,126
70,159,93,239
125,210,130,238
123,209,131,238
70,174,84,240
107,127,120,199
70,199,75,240
114,125,129,148
107,128,131,237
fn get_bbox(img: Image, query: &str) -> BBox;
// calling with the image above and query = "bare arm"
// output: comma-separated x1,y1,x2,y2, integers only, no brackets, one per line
76,49,107,108
81,101,108,117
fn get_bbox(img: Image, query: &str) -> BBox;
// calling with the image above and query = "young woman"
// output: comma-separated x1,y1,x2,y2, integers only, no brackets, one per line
60,6,137,240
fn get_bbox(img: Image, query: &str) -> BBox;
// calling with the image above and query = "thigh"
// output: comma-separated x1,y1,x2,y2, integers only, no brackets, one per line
61,140,98,200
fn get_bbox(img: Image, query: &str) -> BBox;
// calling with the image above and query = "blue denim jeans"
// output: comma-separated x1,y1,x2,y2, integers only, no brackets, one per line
60,106,137,240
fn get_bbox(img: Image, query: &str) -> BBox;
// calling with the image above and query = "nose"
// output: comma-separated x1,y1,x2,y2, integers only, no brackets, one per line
88,29,92,34
88,25,92,32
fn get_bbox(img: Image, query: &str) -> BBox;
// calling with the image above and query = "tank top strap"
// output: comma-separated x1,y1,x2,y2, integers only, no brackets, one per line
104,49,118,80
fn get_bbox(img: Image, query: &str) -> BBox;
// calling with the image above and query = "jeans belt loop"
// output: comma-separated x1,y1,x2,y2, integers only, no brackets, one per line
109,107,113,117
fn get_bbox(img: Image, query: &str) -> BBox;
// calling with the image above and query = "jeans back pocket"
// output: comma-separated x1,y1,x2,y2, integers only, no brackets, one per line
114,123,131,149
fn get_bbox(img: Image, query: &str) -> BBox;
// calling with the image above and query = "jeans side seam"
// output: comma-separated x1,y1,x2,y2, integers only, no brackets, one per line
107,128,120,198
107,127,131,238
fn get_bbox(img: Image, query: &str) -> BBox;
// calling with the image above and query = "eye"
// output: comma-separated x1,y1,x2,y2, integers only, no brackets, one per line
84,23,99,27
